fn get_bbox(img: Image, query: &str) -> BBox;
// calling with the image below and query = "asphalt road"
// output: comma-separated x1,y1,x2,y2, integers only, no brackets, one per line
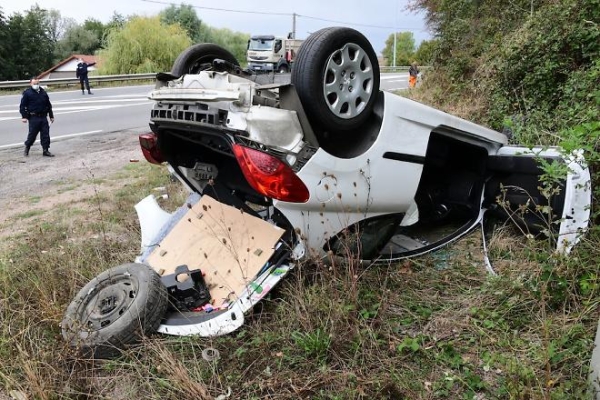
0,73,407,149
0,85,154,150
380,72,410,91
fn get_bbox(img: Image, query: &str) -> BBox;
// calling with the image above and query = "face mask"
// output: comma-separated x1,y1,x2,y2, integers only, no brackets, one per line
31,84,39,90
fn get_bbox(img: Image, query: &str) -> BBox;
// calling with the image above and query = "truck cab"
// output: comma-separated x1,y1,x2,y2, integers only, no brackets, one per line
247,35,302,73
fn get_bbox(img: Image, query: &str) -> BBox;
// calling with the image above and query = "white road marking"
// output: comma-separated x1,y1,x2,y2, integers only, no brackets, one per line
380,74,408,80
52,97,152,104
0,130,103,150
0,102,150,121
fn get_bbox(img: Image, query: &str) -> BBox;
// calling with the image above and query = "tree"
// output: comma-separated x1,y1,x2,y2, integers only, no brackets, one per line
160,4,201,41
208,27,250,66
54,24,101,60
45,9,72,43
406,0,600,150
5,6,55,80
83,18,107,46
0,8,11,80
408,0,535,78
98,16,191,74
105,12,127,32
381,31,416,66
413,39,438,66
159,4,249,63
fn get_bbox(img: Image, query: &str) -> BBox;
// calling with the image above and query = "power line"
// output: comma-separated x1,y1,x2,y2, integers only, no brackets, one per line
141,0,424,32
297,14,418,31
141,0,291,16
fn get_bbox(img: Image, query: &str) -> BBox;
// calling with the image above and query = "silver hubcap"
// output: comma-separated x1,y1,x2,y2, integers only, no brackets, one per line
322,42,374,120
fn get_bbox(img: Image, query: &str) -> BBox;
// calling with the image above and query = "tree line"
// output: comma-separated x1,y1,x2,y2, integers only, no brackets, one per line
381,32,437,67
408,0,600,136
0,3,436,81
0,4,250,80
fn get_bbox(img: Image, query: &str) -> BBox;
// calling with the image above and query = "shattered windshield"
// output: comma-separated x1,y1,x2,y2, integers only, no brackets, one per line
249,39,274,51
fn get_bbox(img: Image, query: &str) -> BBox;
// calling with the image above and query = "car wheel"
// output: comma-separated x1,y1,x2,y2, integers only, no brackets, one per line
61,263,168,359
278,65,289,73
171,43,239,76
292,27,380,134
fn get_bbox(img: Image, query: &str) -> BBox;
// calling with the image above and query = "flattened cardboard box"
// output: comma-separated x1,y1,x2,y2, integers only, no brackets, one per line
146,195,284,307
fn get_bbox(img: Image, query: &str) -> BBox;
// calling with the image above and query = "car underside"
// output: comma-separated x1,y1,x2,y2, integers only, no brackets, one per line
61,27,591,357
145,69,589,263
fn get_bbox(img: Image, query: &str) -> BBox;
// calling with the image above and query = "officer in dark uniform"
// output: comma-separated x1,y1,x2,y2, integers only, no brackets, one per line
76,59,96,95
19,77,55,157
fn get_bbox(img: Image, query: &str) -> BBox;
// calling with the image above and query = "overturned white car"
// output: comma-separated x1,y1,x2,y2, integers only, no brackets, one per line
62,27,591,358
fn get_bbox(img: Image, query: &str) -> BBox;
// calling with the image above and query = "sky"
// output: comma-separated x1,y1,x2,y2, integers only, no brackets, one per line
0,0,431,56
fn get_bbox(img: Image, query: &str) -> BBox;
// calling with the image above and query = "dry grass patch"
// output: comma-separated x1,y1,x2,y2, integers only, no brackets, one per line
0,160,597,399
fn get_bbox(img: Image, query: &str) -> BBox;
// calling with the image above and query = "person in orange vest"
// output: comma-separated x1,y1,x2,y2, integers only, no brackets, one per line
409,62,419,89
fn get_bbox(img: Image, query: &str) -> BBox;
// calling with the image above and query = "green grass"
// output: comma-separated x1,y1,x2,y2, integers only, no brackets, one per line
57,184,80,194
14,209,45,219
0,160,598,399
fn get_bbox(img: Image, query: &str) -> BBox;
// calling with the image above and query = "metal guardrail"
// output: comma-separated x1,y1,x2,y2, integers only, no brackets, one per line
380,66,410,72
0,73,157,90
0,67,426,90
380,66,431,73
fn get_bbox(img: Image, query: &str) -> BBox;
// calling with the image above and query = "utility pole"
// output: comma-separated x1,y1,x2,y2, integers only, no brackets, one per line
292,13,297,39
393,1,398,68
393,32,397,68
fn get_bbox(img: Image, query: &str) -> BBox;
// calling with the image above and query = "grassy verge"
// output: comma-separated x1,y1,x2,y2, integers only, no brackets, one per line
0,160,598,399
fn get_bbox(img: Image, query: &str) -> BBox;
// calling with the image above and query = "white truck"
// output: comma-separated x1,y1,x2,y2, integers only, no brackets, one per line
246,35,303,73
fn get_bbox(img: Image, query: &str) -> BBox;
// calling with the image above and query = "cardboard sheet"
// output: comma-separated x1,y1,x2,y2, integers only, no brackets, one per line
146,195,284,306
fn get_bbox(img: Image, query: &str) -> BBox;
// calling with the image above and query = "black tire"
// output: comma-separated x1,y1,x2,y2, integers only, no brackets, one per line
171,43,239,76
61,263,168,359
292,27,380,134
278,64,289,73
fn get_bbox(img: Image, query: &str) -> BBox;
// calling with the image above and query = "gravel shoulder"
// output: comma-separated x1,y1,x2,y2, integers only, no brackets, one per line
0,129,147,239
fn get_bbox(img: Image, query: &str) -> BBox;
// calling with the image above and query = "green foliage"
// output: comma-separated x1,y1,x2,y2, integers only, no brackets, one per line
160,4,201,42
45,9,70,43
410,0,600,136
486,0,600,131
291,328,331,363
0,9,9,80
208,27,250,67
7,7,55,80
158,4,249,65
396,336,423,353
0,5,250,79
411,0,533,79
381,31,416,66
98,16,191,74
0,6,81,79
82,18,109,48
54,25,101,60
413,39,438,66
105,12,127,31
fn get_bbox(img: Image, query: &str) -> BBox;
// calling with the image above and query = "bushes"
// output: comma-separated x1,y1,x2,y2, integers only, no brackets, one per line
485,0,600,133
411,0,600,137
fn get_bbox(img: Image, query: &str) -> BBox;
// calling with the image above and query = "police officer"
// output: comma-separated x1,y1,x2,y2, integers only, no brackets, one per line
76,59,96,95
19,78,55,157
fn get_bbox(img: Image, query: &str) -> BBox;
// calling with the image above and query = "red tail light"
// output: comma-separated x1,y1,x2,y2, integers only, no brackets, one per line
233,144,309,203
139,133,165,164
